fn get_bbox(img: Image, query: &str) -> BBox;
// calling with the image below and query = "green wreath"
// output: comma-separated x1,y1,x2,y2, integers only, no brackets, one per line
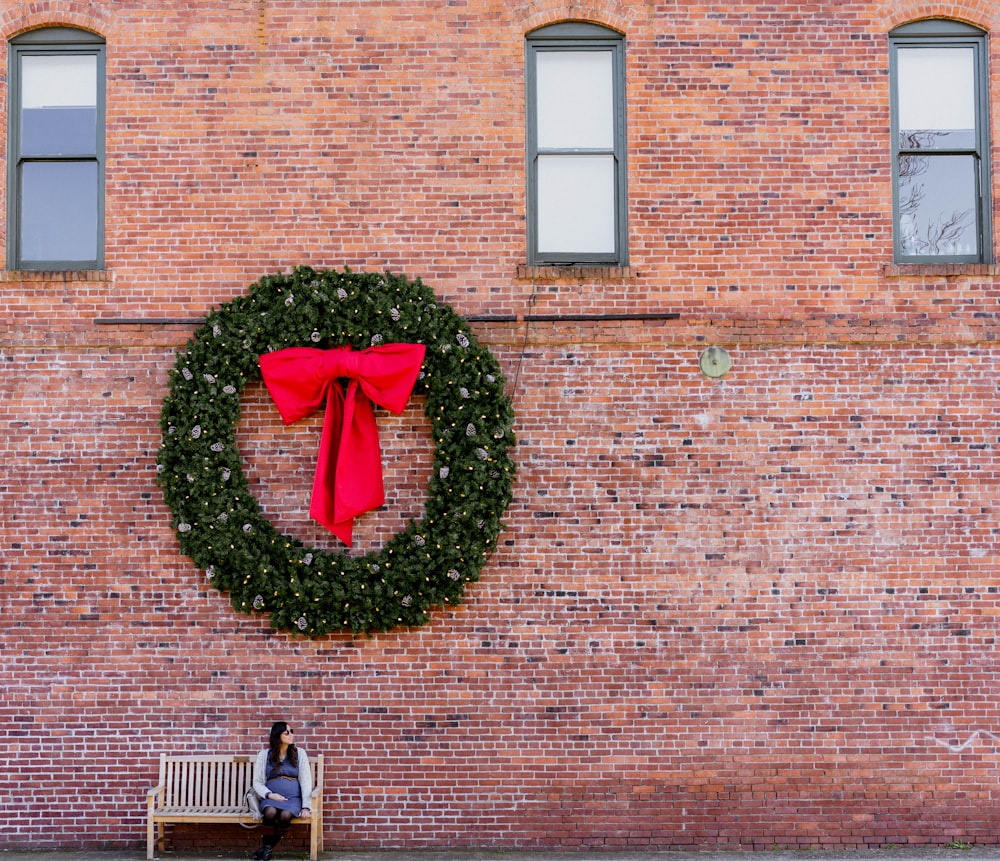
157,267,516,636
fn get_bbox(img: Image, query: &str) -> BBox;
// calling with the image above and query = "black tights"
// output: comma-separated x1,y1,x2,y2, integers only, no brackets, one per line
260,806,294,846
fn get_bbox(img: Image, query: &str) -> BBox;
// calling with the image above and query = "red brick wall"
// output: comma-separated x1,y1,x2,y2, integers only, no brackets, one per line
4,0,1000,851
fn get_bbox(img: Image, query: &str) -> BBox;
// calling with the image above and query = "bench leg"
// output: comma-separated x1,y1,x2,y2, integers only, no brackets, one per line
310,817,319,861
147,817,154,860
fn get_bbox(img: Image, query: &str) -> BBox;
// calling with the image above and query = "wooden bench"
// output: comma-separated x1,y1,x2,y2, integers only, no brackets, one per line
146,753,323,860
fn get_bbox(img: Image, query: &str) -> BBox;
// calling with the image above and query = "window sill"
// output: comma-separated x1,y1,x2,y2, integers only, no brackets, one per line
1,269,110,282
517,264,633,280
883,263,1000,278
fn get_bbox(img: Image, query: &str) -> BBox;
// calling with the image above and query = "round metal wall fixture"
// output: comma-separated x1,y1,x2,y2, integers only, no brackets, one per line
699,346,731,378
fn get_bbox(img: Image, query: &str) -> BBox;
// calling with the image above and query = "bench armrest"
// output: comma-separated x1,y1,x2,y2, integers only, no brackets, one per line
147,783,165,819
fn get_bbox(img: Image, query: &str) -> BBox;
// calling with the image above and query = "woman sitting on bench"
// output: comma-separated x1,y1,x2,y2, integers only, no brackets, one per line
251,721,313,860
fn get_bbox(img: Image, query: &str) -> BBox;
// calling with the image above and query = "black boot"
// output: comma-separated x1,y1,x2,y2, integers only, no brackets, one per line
252,841,274,861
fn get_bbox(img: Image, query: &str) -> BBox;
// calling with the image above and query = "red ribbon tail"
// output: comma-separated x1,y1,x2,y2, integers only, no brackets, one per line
309,384,348,543
332,382,386,544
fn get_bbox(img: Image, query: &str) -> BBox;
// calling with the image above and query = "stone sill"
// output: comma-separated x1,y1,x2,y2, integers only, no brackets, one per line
1,269,111,282
517,264,633,280
883,263,1000,278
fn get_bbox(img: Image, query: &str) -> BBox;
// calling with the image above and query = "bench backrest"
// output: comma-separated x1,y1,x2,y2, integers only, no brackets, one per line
157,754,323,808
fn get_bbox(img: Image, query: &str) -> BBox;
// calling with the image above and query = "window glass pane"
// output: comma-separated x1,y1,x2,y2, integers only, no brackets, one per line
898,154,977,257
537,154,616,253
21,161,98,262
21,54,97,155
897,47,975,149
536,51,613,149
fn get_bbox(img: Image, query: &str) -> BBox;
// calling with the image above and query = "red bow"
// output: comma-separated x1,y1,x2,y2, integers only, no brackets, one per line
258,343,427,546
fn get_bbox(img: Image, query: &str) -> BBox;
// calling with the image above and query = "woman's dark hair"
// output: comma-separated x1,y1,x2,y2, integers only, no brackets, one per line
267,721,298,769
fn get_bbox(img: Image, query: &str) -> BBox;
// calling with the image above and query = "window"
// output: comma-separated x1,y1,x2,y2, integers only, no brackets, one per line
526,23,627,266
889,20,991,264
8,27,105,270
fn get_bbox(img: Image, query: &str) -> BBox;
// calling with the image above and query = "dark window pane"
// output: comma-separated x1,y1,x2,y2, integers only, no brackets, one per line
898,154,977,257
21,161,98,262
22,106,97,156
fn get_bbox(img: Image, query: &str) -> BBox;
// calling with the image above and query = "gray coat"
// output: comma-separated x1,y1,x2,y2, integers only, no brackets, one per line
252,747,313,810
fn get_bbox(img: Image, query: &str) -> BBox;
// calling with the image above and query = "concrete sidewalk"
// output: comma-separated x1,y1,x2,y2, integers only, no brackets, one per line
3,848,1000,861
